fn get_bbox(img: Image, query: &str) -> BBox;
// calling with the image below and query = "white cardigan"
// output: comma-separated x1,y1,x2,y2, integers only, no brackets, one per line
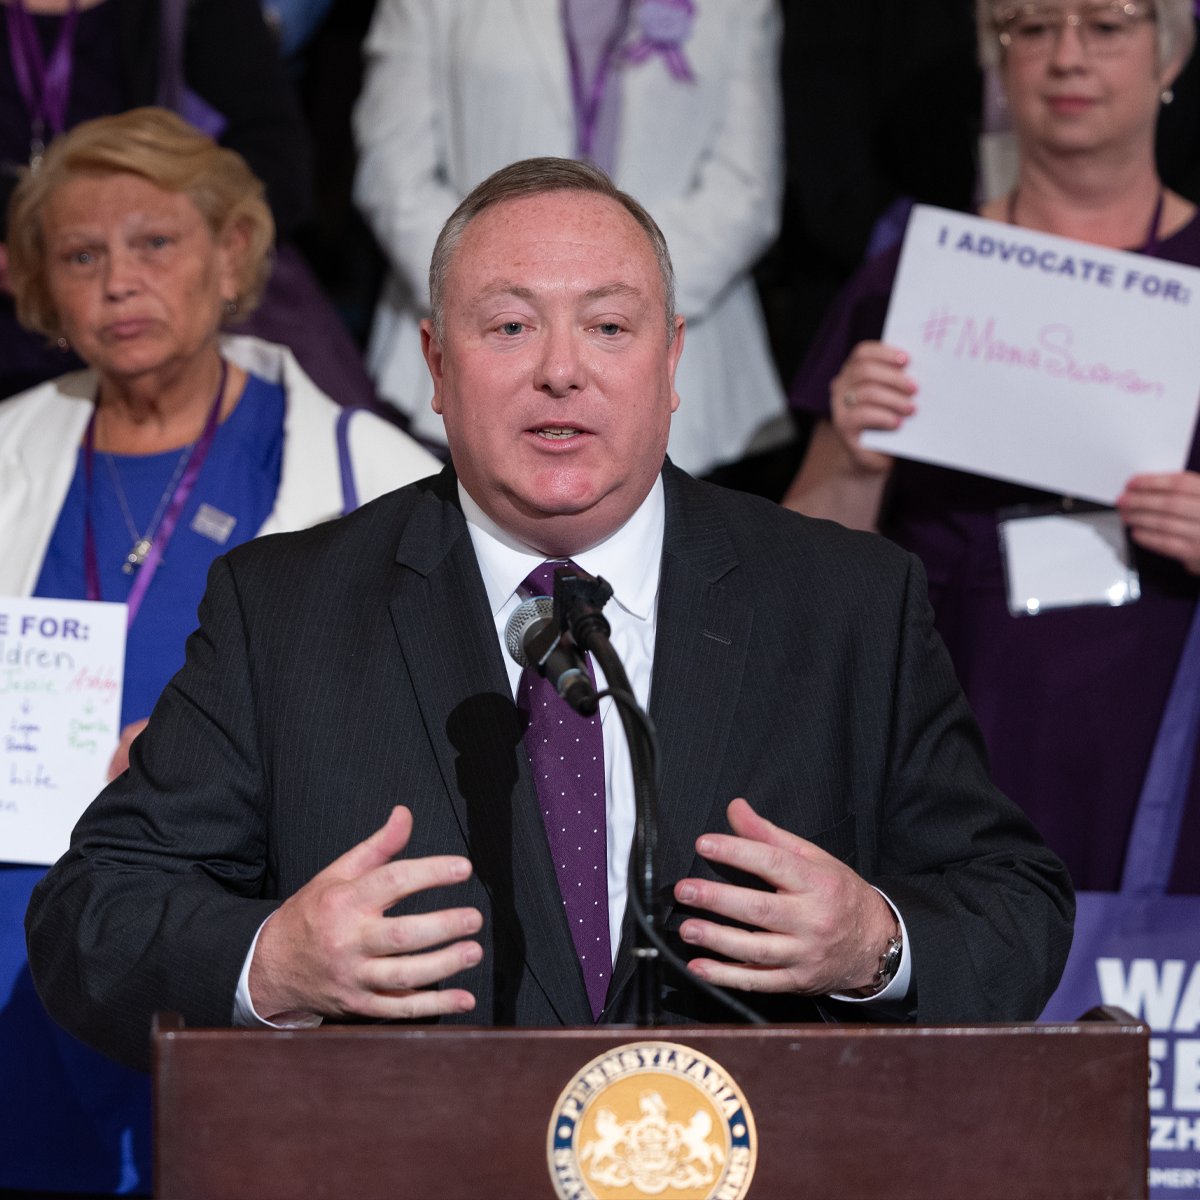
353,0,787,476
0,335,441,597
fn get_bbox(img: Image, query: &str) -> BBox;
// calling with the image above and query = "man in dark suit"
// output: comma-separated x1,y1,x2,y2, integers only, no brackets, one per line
27,158,1073,1071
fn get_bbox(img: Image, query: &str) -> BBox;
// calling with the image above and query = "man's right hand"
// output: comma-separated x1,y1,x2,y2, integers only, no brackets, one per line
248,806,482,1022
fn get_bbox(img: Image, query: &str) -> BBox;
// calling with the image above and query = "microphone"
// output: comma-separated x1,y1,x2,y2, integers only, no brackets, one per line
504,597,597,715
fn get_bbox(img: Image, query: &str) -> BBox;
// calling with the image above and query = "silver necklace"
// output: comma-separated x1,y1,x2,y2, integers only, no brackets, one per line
103,442,198,574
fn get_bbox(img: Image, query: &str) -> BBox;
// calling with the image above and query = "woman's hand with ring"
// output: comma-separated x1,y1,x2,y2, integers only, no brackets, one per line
829,341,917,474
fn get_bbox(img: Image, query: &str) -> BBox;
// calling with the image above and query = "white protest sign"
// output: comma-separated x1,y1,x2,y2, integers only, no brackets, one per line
867,205,1200,503
0,597,126,865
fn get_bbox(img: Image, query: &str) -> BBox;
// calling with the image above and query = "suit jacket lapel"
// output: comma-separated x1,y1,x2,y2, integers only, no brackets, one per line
608,463,751,1006
388,470,591,1025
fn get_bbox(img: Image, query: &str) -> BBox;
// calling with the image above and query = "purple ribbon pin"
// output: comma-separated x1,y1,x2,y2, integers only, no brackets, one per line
624,0,696,83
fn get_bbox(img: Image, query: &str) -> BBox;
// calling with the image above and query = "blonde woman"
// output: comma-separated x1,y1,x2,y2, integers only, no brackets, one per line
0,108,436,1195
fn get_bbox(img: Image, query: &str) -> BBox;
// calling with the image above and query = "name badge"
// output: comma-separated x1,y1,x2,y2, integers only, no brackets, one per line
191,503,237,545
998,505,1140,617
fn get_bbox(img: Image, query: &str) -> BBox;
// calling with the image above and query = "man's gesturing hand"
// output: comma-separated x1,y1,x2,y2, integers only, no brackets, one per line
248,806,482,1022
673,798,897,997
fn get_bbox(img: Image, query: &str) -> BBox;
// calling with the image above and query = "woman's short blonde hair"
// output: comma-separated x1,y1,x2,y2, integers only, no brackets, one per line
977,0,1196,71
7,107,275,338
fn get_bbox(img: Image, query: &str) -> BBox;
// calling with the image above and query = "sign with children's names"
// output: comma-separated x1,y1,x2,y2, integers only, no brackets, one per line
0,597,125,865
868,205,1200,503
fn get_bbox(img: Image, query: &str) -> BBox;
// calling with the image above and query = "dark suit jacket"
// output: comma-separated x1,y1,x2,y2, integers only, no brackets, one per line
26,464,1074,1070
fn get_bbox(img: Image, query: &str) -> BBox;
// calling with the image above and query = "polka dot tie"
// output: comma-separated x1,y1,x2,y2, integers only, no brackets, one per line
517,561,611,1020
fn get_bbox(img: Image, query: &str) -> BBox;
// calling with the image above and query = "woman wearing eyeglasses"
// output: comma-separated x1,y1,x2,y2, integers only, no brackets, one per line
783,0,1200,894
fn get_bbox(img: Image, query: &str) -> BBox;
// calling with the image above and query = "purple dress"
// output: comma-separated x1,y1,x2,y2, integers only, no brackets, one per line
791,215,1200,894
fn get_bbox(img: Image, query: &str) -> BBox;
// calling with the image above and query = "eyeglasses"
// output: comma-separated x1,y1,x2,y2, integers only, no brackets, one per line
994,2,1155,58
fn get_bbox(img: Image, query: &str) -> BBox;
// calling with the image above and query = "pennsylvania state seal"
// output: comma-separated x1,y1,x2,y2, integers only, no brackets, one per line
547,1041,757,1200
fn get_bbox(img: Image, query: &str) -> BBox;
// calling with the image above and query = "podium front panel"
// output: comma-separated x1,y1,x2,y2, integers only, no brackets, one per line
154,1020,1147,1199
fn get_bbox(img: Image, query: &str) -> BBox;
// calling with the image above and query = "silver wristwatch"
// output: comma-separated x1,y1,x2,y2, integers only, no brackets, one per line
872,933,904,992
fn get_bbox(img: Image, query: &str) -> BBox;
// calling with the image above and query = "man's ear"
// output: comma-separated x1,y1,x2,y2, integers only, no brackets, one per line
420,319,445,414
667,314,686,414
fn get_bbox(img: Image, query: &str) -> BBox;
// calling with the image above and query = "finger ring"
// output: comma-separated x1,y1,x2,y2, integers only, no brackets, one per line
844,390,857,408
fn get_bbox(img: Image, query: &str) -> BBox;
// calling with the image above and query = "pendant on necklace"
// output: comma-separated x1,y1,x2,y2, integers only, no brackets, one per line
123,537,153,574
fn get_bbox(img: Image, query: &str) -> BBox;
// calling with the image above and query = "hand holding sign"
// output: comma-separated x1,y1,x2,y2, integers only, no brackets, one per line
830,341,918,475
1117,469,1200,574
870,206,1200,504
106,719,149,782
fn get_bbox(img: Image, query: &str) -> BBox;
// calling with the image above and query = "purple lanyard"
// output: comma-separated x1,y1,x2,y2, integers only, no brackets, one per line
82,362,227,629
1140,188,1166,257
1006,187,1166,255
561,0,631,161
6,0,81,162
335,407,359,516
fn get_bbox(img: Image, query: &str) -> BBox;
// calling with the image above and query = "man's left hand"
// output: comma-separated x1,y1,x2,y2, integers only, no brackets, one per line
673,798,896,996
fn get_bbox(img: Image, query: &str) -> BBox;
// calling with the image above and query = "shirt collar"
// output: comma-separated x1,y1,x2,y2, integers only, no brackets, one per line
459,477,665,622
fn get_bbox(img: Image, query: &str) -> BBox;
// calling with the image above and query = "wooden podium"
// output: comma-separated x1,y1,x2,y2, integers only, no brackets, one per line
153,1009,1148,1200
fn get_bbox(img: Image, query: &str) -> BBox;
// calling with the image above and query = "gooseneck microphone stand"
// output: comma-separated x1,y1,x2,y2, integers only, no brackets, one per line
553,566,663,1026
552,565,767,1028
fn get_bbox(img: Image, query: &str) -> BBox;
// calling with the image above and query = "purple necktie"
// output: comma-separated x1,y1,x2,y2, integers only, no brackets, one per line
517,561,611,1019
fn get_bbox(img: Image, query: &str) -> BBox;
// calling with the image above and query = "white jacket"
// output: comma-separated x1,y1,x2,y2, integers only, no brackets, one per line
0,335,441,596
353,0,787,476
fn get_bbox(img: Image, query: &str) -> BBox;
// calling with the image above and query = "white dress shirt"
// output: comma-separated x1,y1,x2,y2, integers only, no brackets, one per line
235,476,909,1025
460,478,665,955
